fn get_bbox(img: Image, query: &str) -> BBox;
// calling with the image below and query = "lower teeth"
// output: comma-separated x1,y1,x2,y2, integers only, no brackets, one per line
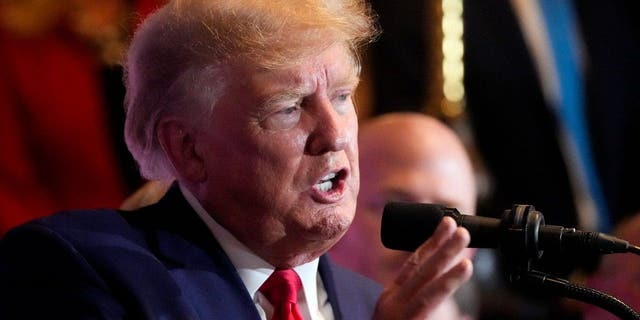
317,180,332,192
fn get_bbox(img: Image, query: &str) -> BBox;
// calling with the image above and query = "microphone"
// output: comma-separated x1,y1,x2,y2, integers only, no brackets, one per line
381,202,636,258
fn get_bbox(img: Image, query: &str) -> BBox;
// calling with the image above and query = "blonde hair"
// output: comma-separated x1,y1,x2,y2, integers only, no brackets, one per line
124,0,378,179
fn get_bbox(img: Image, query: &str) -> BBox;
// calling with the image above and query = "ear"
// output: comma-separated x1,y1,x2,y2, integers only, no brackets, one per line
156,118,207,182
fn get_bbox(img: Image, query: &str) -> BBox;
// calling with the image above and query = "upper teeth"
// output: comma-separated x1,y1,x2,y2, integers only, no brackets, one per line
316,172,337,192
320,172,337,182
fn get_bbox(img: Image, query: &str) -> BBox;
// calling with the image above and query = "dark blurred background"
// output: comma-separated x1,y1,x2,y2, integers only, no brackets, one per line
2,0,640,319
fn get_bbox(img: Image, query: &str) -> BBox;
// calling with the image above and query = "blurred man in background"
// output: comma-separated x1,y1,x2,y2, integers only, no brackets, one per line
331,112,479,319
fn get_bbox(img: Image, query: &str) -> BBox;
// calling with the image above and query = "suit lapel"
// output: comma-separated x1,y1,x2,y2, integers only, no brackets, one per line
318,256,345,320
124,184,260,319
319,255,382,320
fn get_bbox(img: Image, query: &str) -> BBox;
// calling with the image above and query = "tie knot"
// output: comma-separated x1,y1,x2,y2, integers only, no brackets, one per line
260,269,302,305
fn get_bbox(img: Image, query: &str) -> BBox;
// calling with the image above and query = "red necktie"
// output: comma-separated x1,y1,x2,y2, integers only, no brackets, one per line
259,269,304,320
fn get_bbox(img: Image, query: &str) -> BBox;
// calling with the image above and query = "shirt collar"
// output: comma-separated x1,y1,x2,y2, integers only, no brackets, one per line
178,184,321,315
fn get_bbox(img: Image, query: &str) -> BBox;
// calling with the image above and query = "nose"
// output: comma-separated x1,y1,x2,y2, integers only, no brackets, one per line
305,97,351,155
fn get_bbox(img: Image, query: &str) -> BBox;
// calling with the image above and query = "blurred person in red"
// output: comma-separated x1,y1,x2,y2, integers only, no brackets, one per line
330,112,479,319
0,0,162,234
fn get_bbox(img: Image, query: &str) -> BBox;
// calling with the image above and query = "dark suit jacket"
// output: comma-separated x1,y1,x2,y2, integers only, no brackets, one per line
0,185,382,319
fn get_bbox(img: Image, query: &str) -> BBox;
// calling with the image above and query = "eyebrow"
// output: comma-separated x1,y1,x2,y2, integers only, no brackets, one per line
260,87,311,109
261,74,360,107
334,74,361,91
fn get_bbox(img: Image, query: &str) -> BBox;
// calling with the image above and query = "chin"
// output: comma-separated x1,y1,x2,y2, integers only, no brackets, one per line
303,209,353,242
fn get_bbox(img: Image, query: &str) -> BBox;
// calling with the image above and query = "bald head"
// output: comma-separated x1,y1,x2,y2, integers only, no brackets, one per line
331,112,477,287
358,112,476,214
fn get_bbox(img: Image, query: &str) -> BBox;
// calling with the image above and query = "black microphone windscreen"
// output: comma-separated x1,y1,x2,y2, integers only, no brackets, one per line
381,202,446,252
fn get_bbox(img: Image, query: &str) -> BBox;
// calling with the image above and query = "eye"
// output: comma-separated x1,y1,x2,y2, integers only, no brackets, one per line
332,91,354,115
261,103,302,130
281,106,299,115
337,93,350,102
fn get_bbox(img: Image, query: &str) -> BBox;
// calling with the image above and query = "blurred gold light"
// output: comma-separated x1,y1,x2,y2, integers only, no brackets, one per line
444,80,465,102
443,58,464,81
442,38,464,59
442,0,463,15
442,16,463,37
440,0,465,118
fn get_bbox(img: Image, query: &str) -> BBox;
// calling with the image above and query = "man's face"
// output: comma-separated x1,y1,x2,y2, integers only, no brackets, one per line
195,44,360,267
354,153,476,284
331,122,476,285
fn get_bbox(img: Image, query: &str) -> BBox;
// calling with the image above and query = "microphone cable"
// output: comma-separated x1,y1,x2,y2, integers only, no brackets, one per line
629,244,640,256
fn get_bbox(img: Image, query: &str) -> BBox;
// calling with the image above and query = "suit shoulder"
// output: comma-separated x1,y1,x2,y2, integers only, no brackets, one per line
3,208,145,247
0,207,194,319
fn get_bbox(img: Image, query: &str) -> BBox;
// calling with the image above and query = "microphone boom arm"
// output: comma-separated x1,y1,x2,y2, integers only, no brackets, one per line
381,202,640,319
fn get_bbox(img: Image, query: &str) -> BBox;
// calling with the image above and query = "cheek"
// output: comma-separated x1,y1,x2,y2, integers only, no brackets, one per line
261,134,307,179
257,127,307,158
237,132,309,202
233,119,302,157
351,138,360,180
291,131,308,150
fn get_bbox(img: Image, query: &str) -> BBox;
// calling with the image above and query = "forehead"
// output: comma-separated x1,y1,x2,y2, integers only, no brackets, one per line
227,44,359,96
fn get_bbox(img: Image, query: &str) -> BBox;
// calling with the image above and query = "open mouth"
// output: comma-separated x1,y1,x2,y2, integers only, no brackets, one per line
314,169,345,192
